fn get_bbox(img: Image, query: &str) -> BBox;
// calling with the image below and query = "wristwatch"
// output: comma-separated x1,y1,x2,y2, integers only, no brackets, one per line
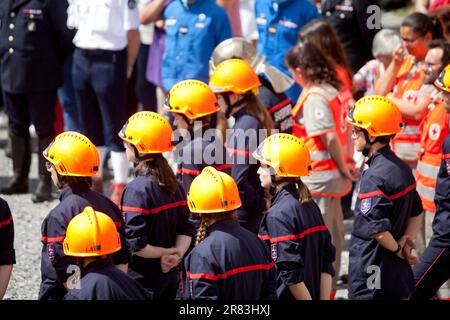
393,243,402,254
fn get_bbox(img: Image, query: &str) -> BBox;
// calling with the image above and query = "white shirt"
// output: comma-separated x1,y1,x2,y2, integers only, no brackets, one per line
72,0,140,50
138,0,154,45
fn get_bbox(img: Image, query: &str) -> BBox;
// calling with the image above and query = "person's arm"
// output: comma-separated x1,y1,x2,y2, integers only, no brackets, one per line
135,245,179,258
289,282,312,300
374,45,407,96
140,0,167,24
404,213,424,240
320,272,332,300
320,131,358,181
126,29,140,79
0,265,13,299
387,95,431,121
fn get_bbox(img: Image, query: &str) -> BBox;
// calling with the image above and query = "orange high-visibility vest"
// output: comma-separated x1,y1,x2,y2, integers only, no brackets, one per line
391,57,426,160
292,87,351,197
416,100,449,212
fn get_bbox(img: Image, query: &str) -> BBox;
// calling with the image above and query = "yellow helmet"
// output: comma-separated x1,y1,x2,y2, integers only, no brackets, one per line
63,207,121,257
43,131,99,177
346,95,403,136
165,80,220,119
119,111,175,154
435,64,450,93
209,59,261,95
187,167,241,214
253,134,311,177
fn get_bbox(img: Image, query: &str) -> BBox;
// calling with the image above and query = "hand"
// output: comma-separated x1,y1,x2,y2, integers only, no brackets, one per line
160,253,181,273
155,19,164,29
161,247,180,257
392,44,407,65
341,163,359,182
397,236,419,265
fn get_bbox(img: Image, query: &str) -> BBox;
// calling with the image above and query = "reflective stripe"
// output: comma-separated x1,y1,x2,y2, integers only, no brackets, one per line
120,201,188,215
40,235,65,243
187,261,275,281
258,225,328,243
393,142,421,152
417,161,440,179
0,216,13,228
402,125,420,135
303,169,341,181
310,150,331,161
417,183,436,201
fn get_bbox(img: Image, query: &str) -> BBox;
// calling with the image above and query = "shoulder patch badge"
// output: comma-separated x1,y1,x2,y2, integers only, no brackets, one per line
271,243,278,262
315,108,325,120
360,198,372,215
47,244,55,261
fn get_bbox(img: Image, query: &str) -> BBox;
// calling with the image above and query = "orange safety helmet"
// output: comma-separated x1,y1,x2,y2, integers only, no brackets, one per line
435,64,450,93
187,166,241,214
209,59,261,95
43,131,99,177
63,206,121,257
253,133,311,177
346,95,403,136
119,111,175,154
165,80,220,119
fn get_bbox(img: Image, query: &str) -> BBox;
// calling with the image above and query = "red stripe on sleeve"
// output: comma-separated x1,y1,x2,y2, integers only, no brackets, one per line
0,215,13,228
187,261,275,281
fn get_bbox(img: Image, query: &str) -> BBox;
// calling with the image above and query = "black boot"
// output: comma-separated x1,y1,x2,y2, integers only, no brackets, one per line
32,137,54,203
0,135,30,194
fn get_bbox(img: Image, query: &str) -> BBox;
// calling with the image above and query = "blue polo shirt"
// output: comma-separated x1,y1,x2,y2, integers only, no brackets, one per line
255,0,319,102
162,0,231,91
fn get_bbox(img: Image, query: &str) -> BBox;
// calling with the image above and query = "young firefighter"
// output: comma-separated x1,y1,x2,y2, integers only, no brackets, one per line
0,197,15,299
119,111,195,300
164,79,231,195
346,96,423,300
254,133,336,300
411,65,450,300
183,167,277,300
63,207,150,300
39,132,130,300
209,58,274,233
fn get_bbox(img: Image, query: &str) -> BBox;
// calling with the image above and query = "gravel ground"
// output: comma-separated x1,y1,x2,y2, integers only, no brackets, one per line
0,128,58,300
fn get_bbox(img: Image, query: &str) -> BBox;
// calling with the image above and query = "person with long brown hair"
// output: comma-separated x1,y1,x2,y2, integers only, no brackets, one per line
286,41,359,292
119,111,195,300
182,166,276,300
298,19,353,95
210,59,274,234
255,134,336,300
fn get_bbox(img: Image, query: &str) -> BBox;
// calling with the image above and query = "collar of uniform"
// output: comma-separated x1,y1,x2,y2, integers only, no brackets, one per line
366,145,392,167
207,218,240,235
82,257,114,276
232,106,249,120
179,0,206,9
272,183,297,203
59,183,91,202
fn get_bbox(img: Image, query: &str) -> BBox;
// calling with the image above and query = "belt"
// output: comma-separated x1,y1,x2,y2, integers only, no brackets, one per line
77,48,122,56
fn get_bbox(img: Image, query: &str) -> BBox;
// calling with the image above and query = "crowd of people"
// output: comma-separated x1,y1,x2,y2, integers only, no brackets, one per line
0,0,450,300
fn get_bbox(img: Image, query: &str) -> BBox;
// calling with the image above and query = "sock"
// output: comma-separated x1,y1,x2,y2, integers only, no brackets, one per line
110,151,129,184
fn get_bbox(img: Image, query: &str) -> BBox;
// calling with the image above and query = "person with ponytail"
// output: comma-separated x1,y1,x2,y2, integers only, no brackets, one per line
118,111,195,300
285,41,359,291
39,132,130,300
182,166,276,300
209,59,274,234
254,133,336,300
165,80,231,229
375,12,444,167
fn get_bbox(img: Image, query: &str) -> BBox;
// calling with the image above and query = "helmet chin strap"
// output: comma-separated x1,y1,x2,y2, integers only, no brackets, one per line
222,92,251,119
132,145,154,167
362,130,373,157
